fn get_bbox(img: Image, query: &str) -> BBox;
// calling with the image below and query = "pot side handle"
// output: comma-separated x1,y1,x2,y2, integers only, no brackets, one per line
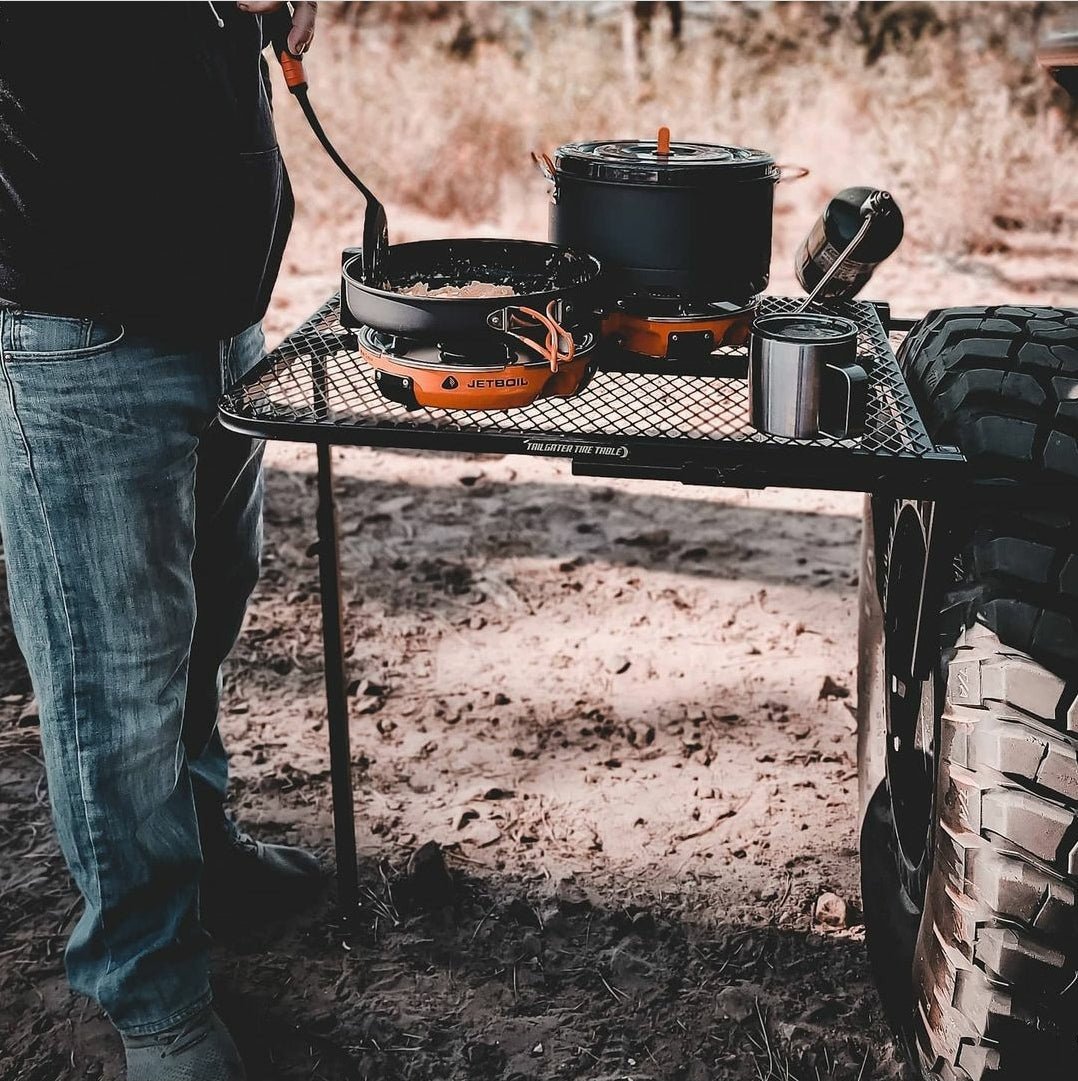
530,150,556,183
776,163,811,183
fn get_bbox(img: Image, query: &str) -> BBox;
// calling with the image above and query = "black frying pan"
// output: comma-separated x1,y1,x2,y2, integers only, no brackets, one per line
341,238,601,340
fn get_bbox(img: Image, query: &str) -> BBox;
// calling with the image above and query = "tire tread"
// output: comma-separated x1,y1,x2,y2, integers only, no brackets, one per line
894,308,1078,1079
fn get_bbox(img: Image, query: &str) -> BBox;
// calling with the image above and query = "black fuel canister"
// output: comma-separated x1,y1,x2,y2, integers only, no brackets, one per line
795,186,904,300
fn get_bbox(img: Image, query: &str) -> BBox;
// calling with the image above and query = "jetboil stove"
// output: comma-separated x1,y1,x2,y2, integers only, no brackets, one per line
353,323,599,412
338,238,601,411
538,128,781,373
599,294,754,372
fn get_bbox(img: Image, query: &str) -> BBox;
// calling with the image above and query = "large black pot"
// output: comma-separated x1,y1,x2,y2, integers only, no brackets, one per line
546,138,779,304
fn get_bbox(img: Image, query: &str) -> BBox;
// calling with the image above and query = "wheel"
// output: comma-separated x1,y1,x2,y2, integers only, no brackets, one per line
857,306,1078,1078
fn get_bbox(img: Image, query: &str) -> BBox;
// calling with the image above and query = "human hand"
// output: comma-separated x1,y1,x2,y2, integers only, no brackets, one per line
237,2,317,55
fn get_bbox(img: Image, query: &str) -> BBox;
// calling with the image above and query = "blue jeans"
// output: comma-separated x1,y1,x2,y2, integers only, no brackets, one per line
0,311,265,1035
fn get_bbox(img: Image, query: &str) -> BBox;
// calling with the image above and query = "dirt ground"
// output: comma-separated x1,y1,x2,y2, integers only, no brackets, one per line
0,427,913,1079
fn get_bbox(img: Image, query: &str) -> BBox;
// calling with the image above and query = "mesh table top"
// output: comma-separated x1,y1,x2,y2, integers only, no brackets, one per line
220,294,966,495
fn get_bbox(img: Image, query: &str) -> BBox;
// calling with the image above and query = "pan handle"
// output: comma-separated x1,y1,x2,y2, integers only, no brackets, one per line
492,302,576,372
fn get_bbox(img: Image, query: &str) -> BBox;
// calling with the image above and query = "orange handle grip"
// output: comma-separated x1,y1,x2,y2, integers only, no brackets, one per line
277,49,307,92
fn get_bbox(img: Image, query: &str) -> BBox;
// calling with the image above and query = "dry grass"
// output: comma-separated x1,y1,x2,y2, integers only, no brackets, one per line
268,1,1078,327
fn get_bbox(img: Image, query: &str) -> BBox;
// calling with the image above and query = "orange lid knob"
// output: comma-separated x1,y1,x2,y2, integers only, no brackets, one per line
657,126,671,155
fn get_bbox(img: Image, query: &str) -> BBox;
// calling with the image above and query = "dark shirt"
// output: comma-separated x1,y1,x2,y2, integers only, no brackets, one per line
0,3,293,340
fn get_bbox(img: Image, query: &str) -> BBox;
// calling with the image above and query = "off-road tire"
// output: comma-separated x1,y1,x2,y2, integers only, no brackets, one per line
865,306,1078,1078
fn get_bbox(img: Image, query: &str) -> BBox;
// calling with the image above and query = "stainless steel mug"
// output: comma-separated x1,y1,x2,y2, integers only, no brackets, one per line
749,313,867,438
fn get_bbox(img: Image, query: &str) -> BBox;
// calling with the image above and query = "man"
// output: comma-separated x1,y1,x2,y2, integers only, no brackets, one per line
0,3,318,1078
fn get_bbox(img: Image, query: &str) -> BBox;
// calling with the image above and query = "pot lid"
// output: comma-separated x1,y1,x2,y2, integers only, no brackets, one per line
555,129,776,186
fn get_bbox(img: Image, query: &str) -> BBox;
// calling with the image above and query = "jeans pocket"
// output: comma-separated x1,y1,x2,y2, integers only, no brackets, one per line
224,322,267,389
5,311,126,362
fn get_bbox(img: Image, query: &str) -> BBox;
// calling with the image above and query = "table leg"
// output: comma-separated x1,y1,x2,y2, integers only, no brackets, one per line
315,442,360,913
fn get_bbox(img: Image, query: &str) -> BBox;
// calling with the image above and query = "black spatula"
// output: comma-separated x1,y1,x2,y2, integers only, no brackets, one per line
266,7,391,288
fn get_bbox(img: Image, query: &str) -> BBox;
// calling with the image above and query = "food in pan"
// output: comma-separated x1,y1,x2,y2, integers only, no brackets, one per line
398,281,517,299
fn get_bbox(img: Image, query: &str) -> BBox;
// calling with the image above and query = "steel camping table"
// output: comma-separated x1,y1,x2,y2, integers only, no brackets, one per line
218,293,982,912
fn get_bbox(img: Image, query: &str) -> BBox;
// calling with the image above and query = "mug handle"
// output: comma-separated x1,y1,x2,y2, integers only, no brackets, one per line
819,358,869,438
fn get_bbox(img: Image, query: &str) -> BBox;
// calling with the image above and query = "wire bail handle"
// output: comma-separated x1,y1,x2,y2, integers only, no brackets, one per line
495,302,576,372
